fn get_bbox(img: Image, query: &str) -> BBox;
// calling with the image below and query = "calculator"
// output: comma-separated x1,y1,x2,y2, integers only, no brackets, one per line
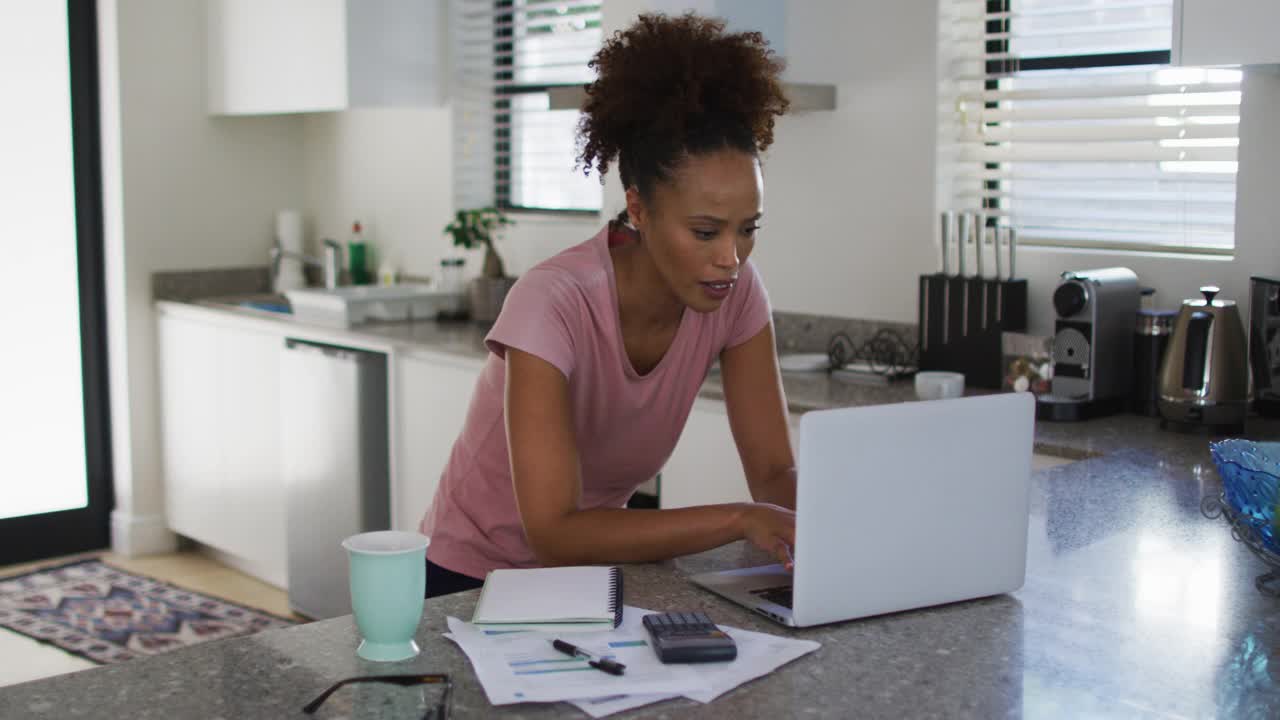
642,611,738,663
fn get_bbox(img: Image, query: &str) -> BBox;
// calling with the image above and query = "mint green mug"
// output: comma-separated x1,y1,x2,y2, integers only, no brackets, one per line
342,531,429,662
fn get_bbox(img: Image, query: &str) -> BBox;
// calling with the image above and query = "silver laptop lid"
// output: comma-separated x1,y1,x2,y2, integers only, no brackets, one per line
791,393,1035,627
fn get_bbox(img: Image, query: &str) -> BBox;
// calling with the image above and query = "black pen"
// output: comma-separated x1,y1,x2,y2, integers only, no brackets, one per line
551,638,626,676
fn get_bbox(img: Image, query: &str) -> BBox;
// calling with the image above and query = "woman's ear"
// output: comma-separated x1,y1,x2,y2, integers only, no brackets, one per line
624,186,647,234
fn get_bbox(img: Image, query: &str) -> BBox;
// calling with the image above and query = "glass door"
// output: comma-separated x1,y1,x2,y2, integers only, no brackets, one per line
0,1,112,565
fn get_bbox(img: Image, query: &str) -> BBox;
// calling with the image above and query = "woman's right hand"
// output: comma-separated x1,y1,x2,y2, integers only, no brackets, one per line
736,503,797,570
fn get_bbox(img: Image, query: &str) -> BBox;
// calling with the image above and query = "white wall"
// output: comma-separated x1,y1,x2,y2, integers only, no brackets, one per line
301,108,454,276
590,0,939,324
300,107,605,282
761,1,937,322
304,0,939,317
99,0,305,555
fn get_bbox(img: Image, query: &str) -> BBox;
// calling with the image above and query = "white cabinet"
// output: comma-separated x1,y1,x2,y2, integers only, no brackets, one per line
1174,0,1280,66
207,0,446,115
157,313,287,586
393,353,483,533
660,398,802,509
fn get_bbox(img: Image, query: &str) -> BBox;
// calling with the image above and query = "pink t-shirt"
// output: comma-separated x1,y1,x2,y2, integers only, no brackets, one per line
420,223,772,578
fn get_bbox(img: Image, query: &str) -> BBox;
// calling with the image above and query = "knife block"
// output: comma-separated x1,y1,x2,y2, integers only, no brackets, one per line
917,275,1028,389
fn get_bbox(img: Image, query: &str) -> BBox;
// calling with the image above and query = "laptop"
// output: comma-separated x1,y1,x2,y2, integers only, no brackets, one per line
690,392,1035,627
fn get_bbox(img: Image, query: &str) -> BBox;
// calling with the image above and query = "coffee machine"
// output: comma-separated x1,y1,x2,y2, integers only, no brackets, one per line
1037,267,1140,421
1251,276,1280,418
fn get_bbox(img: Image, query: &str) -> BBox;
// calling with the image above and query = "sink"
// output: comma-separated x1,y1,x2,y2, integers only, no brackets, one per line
285,284,463,328
236,299,291,314
203,293,293,316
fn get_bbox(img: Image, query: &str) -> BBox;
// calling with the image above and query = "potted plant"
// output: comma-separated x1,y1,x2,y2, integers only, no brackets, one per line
443,207,516,323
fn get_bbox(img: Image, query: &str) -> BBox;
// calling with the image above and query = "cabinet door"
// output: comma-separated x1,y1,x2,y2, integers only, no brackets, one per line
393,354,483,533
157,314,287,587
207,0,446,115
660,399,752,509
207,0,347,114
661,400,803,510
213,324,286,586
157,315,222,548
1176,0,1280,66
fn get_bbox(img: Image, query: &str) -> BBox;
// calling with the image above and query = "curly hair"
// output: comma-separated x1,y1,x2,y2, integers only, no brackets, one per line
576,13,789,212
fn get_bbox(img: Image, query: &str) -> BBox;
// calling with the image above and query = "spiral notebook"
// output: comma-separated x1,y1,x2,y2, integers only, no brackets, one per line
470,566,624,632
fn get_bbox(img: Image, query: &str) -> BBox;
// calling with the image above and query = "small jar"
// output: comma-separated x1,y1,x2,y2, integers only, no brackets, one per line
439,258,464,294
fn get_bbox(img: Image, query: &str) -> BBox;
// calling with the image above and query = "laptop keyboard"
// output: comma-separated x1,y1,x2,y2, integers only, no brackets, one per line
750,585,793,609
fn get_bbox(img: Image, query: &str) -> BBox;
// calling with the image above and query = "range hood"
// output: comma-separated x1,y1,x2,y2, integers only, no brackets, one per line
549,1,835,113
547,83,836,113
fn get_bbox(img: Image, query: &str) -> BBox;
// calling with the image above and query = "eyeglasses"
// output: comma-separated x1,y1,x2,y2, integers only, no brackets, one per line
303,673,452,719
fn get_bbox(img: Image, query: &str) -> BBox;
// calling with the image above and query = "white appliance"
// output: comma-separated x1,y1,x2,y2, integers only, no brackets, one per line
281,338,390,619
690,392,1035,627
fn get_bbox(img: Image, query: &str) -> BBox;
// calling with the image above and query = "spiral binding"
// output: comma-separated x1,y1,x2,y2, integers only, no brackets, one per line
608,567,624,628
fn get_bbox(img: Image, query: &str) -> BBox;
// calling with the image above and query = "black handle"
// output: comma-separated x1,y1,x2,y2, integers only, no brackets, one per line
1181,310,1214,391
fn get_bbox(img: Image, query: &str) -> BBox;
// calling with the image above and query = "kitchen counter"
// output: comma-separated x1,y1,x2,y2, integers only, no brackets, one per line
5,423,1280,717
165,298,1279,463
5,303,1278,716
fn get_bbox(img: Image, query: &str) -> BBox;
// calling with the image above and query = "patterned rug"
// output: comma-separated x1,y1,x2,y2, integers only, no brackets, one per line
0,558,296,665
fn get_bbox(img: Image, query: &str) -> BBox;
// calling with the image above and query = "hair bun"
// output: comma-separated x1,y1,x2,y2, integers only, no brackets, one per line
577,12,789,193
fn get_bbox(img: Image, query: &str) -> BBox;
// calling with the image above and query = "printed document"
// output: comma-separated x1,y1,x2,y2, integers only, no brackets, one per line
445,605,820,717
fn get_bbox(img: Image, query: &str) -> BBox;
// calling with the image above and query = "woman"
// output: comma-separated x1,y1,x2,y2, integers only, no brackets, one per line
420,13,796,598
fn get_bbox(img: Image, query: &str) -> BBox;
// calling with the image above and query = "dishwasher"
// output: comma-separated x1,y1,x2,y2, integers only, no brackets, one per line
281,338,390,619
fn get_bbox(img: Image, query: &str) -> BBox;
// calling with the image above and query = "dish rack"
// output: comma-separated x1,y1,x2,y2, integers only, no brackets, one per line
1201,493,1280,597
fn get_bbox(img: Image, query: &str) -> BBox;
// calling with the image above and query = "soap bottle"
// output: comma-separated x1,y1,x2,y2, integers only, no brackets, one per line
378,252,398,287
348,221,369,285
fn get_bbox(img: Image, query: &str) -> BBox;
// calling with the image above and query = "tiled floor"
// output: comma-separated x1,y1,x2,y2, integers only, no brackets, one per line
0,548,297,688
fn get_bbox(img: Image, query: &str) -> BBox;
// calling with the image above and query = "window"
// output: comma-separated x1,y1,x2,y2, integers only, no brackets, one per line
938,0,1241,254
452,0,603,213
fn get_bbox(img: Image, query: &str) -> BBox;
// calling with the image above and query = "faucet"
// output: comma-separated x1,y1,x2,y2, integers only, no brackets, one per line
271,237,343,290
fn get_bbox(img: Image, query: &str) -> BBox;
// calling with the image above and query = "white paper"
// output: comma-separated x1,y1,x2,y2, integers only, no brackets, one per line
567,693,679,718
446,605,821,717
679,624,821,703
445,615,704,705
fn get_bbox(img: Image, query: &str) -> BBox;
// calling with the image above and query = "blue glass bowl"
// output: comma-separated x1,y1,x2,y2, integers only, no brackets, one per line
1209,440,1280,553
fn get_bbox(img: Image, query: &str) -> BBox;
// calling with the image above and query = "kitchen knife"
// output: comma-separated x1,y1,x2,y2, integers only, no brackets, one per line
923,212,953,352
973,211,986,280
965,212,985,334
993,224,1005,281
1007,226,1018,280
975,217,990,331
940,211,953,277
948,213,968,343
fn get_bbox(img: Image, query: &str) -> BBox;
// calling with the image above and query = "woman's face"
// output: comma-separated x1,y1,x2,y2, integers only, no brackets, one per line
628,148,763,314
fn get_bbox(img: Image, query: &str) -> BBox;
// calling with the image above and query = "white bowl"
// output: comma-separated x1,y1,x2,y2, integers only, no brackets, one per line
914,371,965,401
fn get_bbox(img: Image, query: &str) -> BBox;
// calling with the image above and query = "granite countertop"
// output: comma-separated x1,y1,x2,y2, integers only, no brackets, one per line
6,303,1279,716
162,297,1278,465
15,301,1280,716
6,426,1280,718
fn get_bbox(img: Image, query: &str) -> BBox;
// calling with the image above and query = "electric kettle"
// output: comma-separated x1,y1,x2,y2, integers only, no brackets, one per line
1157,285,1252,433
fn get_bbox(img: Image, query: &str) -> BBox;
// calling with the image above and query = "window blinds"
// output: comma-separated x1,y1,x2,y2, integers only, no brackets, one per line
938,0,1240,253
452,0,603,212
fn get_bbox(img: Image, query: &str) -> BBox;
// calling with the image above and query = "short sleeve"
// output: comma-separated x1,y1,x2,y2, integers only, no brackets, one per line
723,259,772,349
484,268,577,379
